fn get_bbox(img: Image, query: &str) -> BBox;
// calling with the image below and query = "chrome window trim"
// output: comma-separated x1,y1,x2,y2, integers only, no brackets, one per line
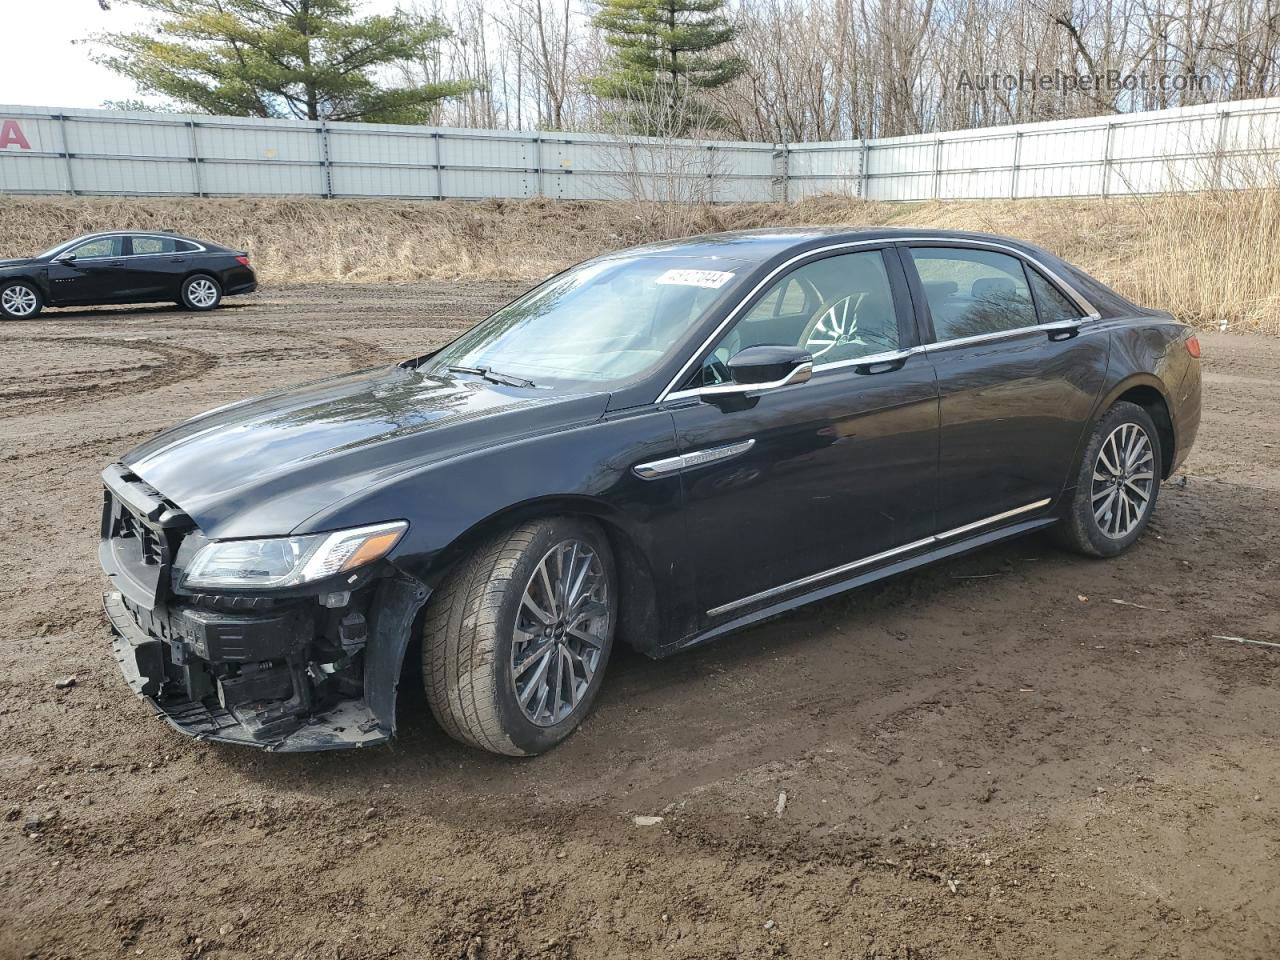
664,345,927,402
667,360,813,402
633,438,755,480
706,497,1053,618
51,233,207,262
657,236,1100,404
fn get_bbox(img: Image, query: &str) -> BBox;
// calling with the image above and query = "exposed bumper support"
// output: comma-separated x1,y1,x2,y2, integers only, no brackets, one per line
104,590,391,752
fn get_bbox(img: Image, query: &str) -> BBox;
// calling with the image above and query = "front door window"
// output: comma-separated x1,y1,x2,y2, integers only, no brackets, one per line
696,250,900,385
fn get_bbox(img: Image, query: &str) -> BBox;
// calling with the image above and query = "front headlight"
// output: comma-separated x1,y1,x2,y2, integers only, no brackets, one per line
182,521,407,590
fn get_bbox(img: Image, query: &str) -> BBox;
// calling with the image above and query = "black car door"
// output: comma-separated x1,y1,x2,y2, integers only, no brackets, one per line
46,235,125,305
114,235,195,300
902,242,1110,534
657,246,940,625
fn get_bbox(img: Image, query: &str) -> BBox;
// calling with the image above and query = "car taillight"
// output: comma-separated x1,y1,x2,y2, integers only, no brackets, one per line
1185,335,1201,358
236,255,251,267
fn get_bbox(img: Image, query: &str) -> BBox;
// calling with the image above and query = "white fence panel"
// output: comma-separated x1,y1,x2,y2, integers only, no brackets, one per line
2,98,1279,202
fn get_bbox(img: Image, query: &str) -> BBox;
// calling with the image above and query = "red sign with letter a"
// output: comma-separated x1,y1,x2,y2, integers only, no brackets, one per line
0,120,32,150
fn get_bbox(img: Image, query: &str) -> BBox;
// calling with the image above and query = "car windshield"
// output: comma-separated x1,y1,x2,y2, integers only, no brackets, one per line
425,255,746,388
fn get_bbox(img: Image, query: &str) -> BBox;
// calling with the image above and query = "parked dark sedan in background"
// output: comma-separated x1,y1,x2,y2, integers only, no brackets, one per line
0,231,255,319
98,228,1201,755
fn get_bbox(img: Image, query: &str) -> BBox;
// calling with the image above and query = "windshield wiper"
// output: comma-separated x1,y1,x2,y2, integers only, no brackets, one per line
446,365,537,388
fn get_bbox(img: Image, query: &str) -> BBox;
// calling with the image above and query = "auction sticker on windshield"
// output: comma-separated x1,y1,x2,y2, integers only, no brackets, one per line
655,269,736,289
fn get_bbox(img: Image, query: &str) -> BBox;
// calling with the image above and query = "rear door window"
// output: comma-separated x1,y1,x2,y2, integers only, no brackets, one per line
909,248,1037,341
129,235,177,255
1028,269,1085,322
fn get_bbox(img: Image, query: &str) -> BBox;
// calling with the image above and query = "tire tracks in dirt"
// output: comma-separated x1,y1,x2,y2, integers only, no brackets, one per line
0,336,218,419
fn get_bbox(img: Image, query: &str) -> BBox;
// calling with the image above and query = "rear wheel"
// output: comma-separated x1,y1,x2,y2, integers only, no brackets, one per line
422,518,616,755
180,275,222,311
1053,401,1161,557
0,281,42,320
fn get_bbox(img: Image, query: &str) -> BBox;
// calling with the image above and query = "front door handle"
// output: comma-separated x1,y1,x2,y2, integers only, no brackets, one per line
853,350,912,375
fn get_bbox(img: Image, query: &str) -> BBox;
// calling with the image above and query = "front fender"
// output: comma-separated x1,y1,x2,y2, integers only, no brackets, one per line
301,407,696,653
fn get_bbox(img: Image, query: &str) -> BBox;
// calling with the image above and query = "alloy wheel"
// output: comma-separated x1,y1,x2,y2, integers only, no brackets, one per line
186,278,219,308
1091,422,1155,539
1,284,39,317
510,539,611,727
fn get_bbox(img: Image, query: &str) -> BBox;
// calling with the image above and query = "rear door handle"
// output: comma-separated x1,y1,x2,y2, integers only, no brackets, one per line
1044,319,1082,341
169,257,186,263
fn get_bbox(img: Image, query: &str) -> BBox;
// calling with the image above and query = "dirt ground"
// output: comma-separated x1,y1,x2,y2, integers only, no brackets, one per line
1,283,1277,960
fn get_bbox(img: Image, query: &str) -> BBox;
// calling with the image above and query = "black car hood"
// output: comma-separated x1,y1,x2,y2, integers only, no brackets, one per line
0,258,36,270
123,365,610,539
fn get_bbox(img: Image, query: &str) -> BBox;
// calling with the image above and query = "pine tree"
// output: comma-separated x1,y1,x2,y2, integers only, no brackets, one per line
94,0,472,123
588,0,744,136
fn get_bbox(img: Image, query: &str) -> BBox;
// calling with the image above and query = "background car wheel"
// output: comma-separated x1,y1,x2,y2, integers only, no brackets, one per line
1052,401,1162,557
181,275,222,311
422,517,616,756
0,281,43,320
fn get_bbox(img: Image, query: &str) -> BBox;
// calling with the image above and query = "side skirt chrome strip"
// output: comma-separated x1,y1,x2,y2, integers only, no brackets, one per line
706,497,1053,618
634,438,756,480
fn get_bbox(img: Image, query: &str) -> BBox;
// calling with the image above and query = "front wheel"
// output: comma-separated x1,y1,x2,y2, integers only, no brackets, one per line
1052,401,1162,557
180,275,222,311
0,281,43,320
422,518,616,755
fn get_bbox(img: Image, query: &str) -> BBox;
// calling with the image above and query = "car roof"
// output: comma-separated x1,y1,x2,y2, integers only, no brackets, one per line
598,225,1138,318
66,230,209,245
608,226,1061,264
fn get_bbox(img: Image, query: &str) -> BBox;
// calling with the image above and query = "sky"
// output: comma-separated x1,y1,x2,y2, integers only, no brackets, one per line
0,0,405,111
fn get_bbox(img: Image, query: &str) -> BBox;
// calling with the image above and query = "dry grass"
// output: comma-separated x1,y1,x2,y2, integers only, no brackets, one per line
1,191,1276,333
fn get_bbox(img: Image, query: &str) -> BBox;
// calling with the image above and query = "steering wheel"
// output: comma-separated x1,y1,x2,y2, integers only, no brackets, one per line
799,293,895,358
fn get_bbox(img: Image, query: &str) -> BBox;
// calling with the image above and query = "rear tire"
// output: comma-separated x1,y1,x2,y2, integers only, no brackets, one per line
1052,401,1162,557
180,274,222,311
0,281,43,320
422,518,616,756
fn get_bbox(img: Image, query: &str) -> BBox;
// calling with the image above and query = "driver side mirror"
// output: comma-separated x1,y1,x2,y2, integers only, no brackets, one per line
54,254,75,263
702,345,813,396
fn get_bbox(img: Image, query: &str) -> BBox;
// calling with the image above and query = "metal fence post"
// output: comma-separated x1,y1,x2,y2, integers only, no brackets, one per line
433,133,444,200
187,120,203,197
931,136,943,199
318,122,333,198
1214,107,1231,189
55,114,76,196
772,143,789,203
707,144,716,204
1009,131,1022,199
859,139,868,198
1101,121,1115,197
534,133,544,197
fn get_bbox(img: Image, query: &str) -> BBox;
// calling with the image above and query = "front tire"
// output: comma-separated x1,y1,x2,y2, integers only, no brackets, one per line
422,518,616,756
180,275,222,311
1053,401,1162,557
0,281,43,320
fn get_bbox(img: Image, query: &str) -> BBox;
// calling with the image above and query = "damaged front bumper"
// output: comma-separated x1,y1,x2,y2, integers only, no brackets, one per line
103,591,389,751
98,465,430,752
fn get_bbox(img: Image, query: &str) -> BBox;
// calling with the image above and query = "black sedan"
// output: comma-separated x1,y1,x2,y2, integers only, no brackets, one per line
98,228,1201,754
0,231,256,319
